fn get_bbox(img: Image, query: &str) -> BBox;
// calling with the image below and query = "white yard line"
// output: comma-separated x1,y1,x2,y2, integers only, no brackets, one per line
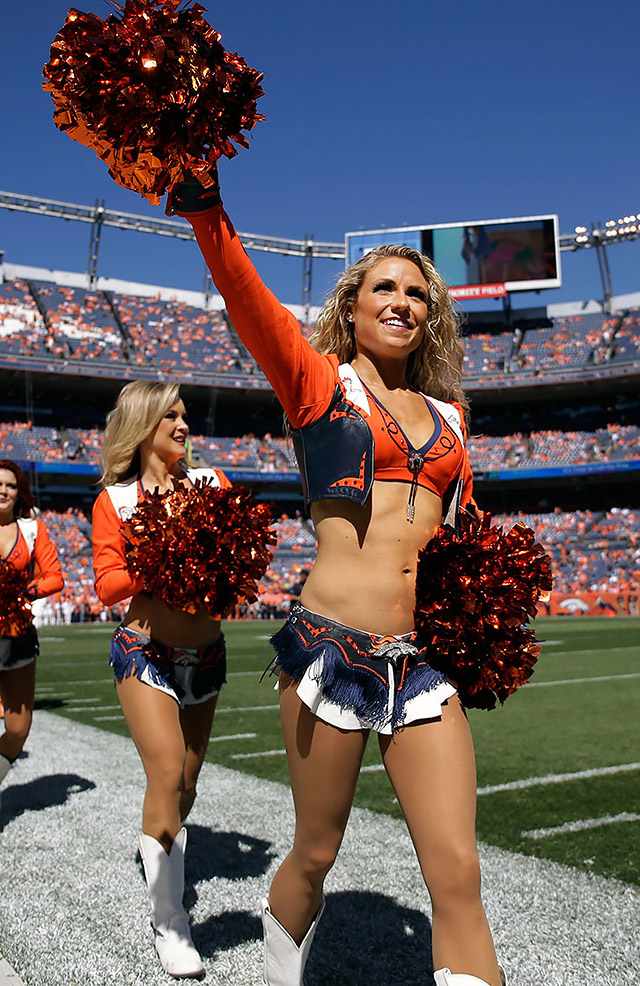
66,706,122,713
361,761,640,790
215,704,279,714
230,749,287,760
540,644,632,652
523,812,640,840
526,672,640,688
478,761,640,794
37,661,104,668
58,679,113,686
209,733,258,743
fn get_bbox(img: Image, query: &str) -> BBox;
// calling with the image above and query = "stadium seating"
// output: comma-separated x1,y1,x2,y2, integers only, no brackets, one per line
115,293,256,378
27,506,639,622
3,273,640,387
30,281,130,364
2,420,637,474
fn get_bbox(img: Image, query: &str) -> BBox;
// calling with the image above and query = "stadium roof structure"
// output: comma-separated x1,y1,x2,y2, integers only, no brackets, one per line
1,190,639,314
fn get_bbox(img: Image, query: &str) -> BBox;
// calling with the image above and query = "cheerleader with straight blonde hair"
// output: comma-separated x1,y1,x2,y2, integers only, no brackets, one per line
165,176,506,986
92,379,231,979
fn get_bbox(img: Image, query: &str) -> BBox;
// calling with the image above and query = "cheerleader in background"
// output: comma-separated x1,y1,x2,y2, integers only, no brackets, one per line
92,380,231,979
0,459,63,789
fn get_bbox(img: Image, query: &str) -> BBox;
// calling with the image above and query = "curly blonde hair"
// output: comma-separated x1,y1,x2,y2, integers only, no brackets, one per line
100,380,188,487
311,244,468,413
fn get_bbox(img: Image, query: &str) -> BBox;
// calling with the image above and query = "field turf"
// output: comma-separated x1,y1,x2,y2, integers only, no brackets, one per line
33,616,640,886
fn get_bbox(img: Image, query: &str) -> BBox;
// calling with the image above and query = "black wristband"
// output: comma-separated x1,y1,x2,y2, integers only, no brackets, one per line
166,176,221,216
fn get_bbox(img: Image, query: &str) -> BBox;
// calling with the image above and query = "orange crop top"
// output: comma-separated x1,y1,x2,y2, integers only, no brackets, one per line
92,468,231,608
3,518,64,599
180,204,474,516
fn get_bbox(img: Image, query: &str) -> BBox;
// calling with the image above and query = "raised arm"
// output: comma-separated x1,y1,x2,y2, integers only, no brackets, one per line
170,185,337,428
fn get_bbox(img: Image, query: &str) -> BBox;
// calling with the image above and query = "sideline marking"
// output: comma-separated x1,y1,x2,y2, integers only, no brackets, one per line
523,812,640,840
60,678,113,686
38,661,104,668
361,761,640,788
216,704,279,714
477,761,640,795
527,672,640,688
230,749,286,760
209,732,258,743
93,714,125,721
67,705,122,712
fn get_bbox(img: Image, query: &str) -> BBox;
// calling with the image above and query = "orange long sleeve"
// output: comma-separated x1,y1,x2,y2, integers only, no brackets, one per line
29,520,64,599
184,205,339,428
92,490,145,607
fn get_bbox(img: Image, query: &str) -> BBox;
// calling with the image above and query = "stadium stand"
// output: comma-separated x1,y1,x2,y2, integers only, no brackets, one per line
22,506,639,623
1,259,639,615
2,268,639,387
115,293,255,377
1,420,637,475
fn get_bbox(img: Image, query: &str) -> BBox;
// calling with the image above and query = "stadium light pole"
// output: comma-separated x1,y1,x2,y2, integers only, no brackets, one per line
592,224,613,315
87,200,105,288
302,235,314,324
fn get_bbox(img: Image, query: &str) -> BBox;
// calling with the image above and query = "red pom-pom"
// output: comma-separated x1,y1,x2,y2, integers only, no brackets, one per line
43,1,265,203
122,481,276,616
0,558,33,637
414,511,553,710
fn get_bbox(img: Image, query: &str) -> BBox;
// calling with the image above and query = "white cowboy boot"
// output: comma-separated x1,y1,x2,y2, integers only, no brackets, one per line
434,967,507,986
0,754,11,787
138,827,204,978
261,896,325,986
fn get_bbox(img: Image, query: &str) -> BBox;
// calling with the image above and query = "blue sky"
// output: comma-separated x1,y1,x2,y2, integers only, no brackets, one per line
1,0,638,310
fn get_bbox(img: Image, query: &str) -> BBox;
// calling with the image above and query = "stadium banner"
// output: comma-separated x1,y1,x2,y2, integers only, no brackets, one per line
538,591,639,617
449,283,507,299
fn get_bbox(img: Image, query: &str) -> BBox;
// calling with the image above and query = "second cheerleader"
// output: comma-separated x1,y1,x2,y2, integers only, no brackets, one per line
92,380,231,979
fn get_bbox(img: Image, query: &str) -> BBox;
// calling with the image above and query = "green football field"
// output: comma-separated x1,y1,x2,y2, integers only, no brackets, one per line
33,616,640,886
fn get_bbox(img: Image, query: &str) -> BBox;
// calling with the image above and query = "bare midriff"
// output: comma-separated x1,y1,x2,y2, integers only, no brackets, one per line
301,480,442,636
123,596,221,649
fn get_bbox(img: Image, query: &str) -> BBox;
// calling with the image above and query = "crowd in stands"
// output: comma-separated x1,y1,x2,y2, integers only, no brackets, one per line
3,273,640,387
461,311,640,384
1,276,262,380
494,507,640,597
2,420,637,475
23,505,640,626
116,294,257,378
0,278,46,357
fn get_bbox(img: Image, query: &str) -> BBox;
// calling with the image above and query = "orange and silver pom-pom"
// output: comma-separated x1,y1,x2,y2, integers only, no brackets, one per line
43,1,265,203
0,558,33,637
414,510,553,710
122,480,276,617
